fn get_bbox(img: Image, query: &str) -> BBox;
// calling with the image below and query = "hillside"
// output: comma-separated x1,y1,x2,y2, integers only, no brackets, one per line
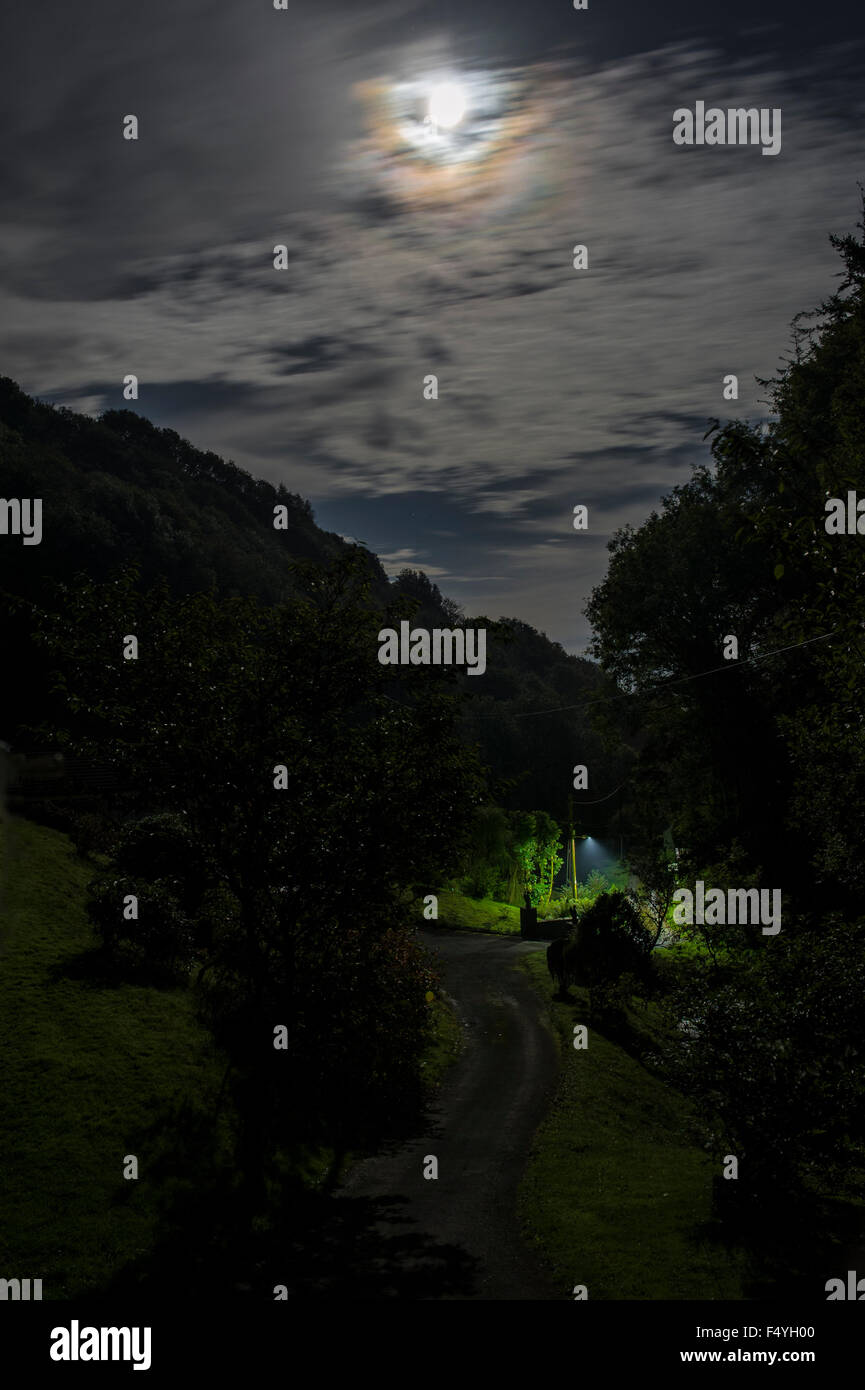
0,379,624,822
0,377,386,742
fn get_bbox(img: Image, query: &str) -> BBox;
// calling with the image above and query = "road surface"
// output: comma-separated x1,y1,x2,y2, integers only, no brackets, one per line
331,927,563,1300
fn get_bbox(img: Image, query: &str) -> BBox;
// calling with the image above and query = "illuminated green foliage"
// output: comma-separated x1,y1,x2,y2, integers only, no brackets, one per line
512,810,563,907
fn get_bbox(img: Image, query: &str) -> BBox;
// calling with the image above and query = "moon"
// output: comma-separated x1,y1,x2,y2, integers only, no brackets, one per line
428,81,468,130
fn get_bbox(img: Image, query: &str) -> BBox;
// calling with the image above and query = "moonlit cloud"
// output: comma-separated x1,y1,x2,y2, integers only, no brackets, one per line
1,2,863,650
378,546,450,578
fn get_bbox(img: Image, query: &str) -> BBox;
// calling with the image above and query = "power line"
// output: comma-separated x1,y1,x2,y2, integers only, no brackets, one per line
571,780,627,806
377,626,838,723
544,628,838,816
509,627,838,720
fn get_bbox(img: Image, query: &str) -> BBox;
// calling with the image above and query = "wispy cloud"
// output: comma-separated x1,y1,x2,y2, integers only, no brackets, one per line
2,17,863,648
378,547,450,577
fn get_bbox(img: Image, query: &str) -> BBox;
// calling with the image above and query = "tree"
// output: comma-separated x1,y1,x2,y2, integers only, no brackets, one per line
627,838,679,947
706,203,865,918
660,916,865,1208
585,201,865,1206
30,551,485,1206
391,568,464,628
585,463,795,893
511,810,563,907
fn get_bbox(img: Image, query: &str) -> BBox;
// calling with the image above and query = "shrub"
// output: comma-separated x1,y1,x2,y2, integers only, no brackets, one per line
87,873,196,976
66,809,114,857
459,865,501,899
581,869,610,901
112,812,206,905
576,888,653,980
657,914,865,1204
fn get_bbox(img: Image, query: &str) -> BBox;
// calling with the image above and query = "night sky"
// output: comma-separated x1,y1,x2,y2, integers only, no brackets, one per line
2,0,863,651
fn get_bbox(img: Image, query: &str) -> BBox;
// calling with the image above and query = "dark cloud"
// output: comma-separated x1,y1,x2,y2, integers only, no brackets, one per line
1,3,864,648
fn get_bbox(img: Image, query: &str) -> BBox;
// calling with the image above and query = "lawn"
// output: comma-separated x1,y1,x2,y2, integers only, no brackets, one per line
0,815,230,1296
516,952,749,1300
433,888,521,935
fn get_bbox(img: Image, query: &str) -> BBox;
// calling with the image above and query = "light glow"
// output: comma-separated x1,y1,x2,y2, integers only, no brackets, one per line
428,81,468,130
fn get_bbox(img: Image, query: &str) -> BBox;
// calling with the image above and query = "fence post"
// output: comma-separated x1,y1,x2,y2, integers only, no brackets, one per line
520,890,538,938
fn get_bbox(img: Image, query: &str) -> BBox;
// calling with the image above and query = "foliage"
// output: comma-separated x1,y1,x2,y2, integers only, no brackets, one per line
87,874,196,976
86,812,223,975
586,202,865,1201
452,613,628,822
627,840,681,946
511,809,563,907
456,803,513,899
580,868,611,902
584,459,790,890
29,551,485,1194
570,888,654,987
658,916,865,1203
459,863,501,899
0,377,376,743
110,812,207,897
64,810,114,858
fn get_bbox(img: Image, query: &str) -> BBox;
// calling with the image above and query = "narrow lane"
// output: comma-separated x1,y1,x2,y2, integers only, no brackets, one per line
335,927,563,1299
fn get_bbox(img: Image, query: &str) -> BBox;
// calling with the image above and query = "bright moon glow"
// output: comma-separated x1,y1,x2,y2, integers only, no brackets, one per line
428,81,467,129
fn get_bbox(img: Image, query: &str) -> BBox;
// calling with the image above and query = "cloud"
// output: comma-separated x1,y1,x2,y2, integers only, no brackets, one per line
378,547,450,577
2,17,864,647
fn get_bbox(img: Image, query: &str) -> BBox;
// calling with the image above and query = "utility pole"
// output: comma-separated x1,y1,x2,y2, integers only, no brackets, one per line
568,794,578,903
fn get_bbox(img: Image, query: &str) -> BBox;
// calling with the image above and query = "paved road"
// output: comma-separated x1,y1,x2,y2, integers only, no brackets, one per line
333,927,563,1300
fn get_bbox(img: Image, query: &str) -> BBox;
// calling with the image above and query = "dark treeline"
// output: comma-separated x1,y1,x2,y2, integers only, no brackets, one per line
0,376,622,824
390,567,628,824
0,380,381,742
585,216,865,1230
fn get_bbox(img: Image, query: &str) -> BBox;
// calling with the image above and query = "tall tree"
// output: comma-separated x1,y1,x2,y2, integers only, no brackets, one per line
29,551,485,1203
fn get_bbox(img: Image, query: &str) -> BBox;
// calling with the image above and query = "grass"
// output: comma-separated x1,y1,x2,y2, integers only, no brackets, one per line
430,885,642,938
516,952,749,1300
433,889,521,935
0,814,228,1297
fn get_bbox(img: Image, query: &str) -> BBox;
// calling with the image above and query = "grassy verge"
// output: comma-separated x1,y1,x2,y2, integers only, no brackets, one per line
433,889,521,935
516,952,749,1300
0,815,227,1297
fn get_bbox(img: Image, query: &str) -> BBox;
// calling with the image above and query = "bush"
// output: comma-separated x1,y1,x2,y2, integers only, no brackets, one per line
459,865,501,899
112,812,206,905
539,893,574,920
576,888,653,983
587,969,647,1029
199,915,440,1149
657,914,865,1203
66,809,115,857
581,869,610,901
87,874,196,976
